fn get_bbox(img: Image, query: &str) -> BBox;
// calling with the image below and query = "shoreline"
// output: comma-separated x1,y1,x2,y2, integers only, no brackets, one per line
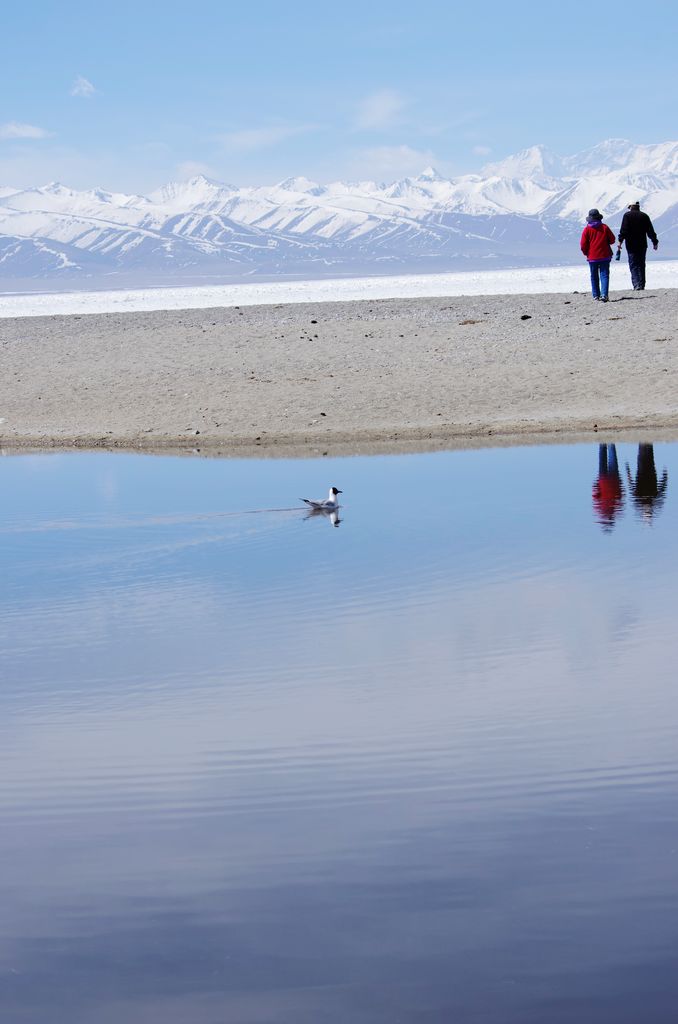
2,259,676,319
5,421,678,461
2,288,677,457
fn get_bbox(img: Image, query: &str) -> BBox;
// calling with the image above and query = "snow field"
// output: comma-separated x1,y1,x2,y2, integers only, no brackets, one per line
1,261,675,319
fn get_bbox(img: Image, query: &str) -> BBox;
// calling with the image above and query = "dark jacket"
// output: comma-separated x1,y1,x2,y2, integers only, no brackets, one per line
618,209,658,252
580,222,615,261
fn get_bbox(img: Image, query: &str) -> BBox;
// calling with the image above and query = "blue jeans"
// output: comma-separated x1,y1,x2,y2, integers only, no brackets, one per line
599,443,619,475
628,250,646,289
588,259,610,299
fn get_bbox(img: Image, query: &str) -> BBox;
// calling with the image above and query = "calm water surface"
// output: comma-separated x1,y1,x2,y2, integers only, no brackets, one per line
1,443,677,1023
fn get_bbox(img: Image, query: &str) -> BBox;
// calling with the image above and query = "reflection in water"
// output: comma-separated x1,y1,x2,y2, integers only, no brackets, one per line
626,444,668,523
2,445,678,1023
592,443,624,531
592,443,670,529
304,506,341,527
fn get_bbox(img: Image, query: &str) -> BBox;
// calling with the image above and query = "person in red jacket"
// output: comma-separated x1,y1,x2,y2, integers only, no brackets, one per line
580,208,616,302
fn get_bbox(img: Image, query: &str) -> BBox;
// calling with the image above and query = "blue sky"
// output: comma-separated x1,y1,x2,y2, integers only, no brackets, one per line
2,0,677,192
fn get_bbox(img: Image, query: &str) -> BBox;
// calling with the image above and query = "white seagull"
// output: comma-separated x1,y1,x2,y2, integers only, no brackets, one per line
300,486,342,511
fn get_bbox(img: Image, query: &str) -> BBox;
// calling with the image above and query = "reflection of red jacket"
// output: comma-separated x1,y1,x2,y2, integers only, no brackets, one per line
581,223,615,261
593,476,623,524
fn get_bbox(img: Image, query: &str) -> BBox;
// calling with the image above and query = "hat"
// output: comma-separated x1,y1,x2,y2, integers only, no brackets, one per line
629,201,641,209
587,208,603,220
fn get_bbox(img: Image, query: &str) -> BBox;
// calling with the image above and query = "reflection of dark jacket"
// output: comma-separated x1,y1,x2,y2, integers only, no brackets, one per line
626,444,668,520
618,209,658,252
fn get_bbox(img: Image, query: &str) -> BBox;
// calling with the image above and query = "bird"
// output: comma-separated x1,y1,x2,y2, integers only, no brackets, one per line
300,486,342,511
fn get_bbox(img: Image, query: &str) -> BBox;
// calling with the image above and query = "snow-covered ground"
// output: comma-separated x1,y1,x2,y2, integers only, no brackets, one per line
0,262,675,319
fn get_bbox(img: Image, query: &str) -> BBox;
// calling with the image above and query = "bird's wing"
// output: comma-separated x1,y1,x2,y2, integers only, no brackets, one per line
301,498,320,508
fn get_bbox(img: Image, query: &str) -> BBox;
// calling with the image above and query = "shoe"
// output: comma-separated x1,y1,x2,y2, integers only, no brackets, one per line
593,296,600,301
601,296,609,302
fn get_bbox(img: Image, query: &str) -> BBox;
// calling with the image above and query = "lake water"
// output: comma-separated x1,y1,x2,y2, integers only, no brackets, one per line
1,442,677,1023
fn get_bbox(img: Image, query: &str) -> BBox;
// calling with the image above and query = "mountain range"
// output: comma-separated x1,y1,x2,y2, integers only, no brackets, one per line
1,139,677,287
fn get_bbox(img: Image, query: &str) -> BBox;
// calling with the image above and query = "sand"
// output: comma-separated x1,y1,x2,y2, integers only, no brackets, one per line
1,288,677,456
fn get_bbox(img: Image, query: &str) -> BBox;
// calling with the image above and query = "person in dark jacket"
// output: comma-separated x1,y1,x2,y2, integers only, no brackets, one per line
616,201,658,290
580,208,615,302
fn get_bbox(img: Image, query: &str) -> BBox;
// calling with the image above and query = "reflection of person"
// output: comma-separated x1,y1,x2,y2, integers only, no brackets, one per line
625,444,668,522
616,202,658,291
593,444,624,531
581,209,616,302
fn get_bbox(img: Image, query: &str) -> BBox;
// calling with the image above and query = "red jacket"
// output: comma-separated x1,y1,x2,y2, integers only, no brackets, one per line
581,222,615,261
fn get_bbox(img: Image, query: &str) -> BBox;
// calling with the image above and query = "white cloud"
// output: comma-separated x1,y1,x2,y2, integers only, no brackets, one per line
355,89,407,131
348,144,439,181
472,145,492,156
70,75,96,98
0,121,53,140
216,123,315,152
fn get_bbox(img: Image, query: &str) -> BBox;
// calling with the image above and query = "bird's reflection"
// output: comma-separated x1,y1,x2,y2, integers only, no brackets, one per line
304,507,341,528
626,444,668,523
592,443,624,532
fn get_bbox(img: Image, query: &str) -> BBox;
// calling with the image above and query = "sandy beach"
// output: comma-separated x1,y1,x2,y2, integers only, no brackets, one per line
1,287,677,456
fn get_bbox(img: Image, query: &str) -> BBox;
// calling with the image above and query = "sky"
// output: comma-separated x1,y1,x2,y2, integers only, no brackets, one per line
2,0,677,193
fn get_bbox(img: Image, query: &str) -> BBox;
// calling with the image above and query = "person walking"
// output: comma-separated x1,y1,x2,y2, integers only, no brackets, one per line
616,201,659,290
580,208,615,302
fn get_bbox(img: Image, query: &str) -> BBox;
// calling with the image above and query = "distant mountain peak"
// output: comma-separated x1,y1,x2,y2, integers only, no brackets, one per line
1,138,677,282
277,175,324,195
41,181,73,195
185,173,224,187
148,175,237,209
485,138,678,179
417,166,446,182
483,144,563,179
564,138,678,176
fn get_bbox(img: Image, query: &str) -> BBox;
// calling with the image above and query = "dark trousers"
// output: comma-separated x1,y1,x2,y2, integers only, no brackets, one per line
628,250,646,289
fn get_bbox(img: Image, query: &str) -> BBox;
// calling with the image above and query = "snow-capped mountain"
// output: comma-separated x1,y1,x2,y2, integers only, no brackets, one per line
1,139,677,286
